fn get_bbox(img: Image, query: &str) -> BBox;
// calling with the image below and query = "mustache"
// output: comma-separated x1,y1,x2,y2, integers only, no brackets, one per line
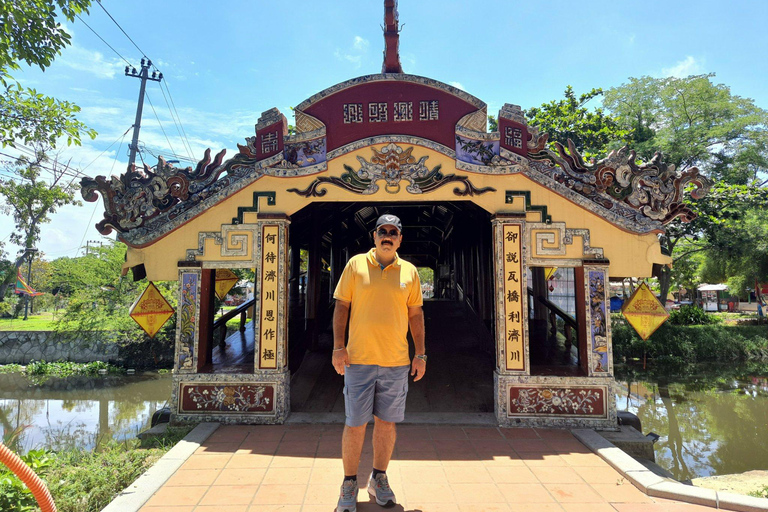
381,240,393,245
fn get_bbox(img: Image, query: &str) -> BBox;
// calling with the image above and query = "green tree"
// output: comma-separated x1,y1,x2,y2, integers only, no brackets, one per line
525,86,632,160
665,183,768,300
52,242,176,340
1,0,96,148
603,75,767,173
0,152,81,303
603,75,768,301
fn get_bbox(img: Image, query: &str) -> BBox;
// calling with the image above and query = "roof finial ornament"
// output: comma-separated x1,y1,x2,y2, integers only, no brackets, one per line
382,0,403,73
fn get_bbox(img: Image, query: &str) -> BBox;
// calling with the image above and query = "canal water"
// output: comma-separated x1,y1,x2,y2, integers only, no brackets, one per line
0,366,765,483
616,363,768,482
0,372,171,453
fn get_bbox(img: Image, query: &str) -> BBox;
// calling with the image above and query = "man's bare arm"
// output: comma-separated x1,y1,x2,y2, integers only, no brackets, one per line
408,306,425,354
332,299,351,375
408,305,426,381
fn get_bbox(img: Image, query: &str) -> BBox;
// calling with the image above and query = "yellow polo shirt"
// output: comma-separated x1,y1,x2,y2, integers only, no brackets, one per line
333,248,423,366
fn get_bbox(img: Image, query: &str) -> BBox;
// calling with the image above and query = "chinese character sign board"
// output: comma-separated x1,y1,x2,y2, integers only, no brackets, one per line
130,282,175,338
214,268,239,300
503,224,525,371
621,282,669,340
259,225,280,369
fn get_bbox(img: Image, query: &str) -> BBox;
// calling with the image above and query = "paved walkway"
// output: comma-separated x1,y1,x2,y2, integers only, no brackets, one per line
135,423,718,512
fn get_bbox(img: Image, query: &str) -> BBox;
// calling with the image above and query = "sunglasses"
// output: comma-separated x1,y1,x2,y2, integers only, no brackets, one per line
376,228,400,237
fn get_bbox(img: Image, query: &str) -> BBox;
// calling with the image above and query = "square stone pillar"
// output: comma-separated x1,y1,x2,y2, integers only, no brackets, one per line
170,217,292,425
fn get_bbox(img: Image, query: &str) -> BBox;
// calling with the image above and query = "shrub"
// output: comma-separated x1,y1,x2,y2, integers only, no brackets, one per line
668,305,719,325
612,322,768,364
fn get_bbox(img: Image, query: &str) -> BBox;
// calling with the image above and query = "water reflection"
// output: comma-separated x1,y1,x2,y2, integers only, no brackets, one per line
0,372,171,454
616,363,768,481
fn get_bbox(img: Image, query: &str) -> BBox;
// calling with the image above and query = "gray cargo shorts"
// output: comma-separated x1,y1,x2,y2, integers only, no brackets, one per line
343,364,410,427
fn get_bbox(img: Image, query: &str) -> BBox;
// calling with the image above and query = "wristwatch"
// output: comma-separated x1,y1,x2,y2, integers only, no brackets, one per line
415,354,427,362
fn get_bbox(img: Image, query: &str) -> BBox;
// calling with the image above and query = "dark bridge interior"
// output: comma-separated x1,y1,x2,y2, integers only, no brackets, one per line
287,201,497,413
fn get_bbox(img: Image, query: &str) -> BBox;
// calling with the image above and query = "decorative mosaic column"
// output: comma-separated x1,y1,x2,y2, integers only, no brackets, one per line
583,261,613,376
174,265,202,374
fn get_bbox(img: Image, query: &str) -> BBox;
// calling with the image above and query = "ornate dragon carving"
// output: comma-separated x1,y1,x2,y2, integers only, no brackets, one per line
527,137,712,225
81,150,227,235
287,143,495,197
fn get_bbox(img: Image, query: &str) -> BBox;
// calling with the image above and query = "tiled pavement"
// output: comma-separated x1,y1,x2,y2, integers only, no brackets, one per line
138,424,717,512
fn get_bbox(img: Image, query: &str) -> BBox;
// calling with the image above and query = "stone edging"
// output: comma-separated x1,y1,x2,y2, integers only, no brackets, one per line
572,429,768,512
100,422,220,512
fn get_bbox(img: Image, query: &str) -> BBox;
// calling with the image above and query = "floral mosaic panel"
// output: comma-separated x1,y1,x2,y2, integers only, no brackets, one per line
177,272,197,371
180,383,275,413
588,269,609,373
508,385,606,417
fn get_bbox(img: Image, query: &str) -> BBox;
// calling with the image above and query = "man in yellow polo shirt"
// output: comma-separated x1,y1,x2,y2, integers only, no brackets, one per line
332,213,425,512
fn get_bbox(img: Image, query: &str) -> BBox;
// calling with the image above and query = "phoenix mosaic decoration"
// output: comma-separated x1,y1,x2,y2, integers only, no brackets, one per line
287,143,495,197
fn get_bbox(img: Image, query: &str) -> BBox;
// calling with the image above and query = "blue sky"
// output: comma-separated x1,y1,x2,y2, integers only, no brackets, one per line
3,0,768,259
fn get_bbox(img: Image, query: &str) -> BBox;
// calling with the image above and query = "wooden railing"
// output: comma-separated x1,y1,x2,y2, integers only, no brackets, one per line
536,295,578,364
212,298,255,348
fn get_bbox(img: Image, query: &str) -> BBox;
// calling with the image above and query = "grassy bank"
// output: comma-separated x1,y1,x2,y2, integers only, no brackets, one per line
0,313,57,331
613,318,768,365
1,426,193,512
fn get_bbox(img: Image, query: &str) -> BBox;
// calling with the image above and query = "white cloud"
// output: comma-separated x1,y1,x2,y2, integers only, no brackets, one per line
661,56,704,78
449,81,465,91
353,36,369,51
58,44,127,79
334,36,370,69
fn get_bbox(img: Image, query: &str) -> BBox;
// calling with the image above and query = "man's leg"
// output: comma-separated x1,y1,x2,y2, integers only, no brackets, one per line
372,416,396,471
342,423,367,477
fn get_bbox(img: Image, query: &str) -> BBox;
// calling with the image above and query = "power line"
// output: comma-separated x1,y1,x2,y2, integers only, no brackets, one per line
78,126,133,174
141,145,197,164
144,91,178,161
158,80,194,162
0,151,83,182
95,0,148,58
82,2,197,171
161,79,195,161
74,13,132,67
1,152,83,182
12,143,89,178
76,131,127,256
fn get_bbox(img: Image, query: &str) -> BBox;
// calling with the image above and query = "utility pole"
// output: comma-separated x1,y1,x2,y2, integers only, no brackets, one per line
125,58,163,168
86,239,101,256
23,247,38,321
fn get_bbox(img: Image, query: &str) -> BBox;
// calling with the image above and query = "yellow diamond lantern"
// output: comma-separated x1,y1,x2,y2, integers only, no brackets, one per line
215,269,239,300
621,282,670,340
129,282,175,338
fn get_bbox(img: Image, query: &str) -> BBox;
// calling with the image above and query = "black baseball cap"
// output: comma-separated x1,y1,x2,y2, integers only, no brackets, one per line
374,214,402,233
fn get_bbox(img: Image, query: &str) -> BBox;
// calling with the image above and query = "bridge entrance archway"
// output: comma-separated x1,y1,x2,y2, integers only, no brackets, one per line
286,201,496,414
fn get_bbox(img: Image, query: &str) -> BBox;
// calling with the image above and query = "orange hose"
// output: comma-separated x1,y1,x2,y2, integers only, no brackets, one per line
0,442,57,512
